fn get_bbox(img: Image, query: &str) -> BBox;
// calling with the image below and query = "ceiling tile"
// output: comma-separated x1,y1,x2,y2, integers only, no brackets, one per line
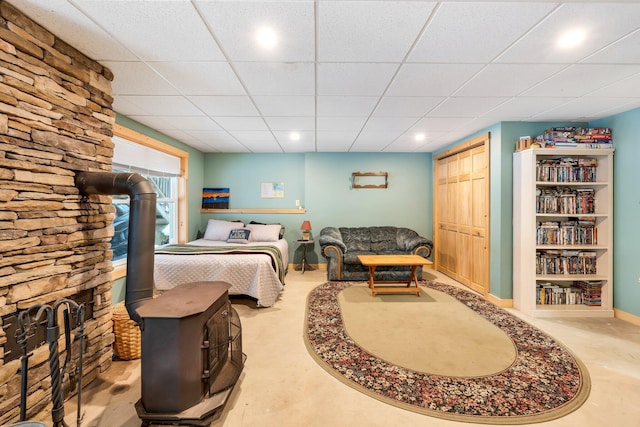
150,62,246,96
480,97,571,120
318,1,436,62
317,96,379,117
153,116,222,132
273,132,316,152
188,96,259,116
455,64,568,97
213,117,268,131
588,73,640,97
189,131,251,153
351,130,406,151
387,64,484,97
102,62,180,96
318,63,399,96
264,117,315,131
409,2,555,63
234,62,315,96
277,140,317,153
74,0,226,61
316,132,359,152
238,139,284,153
253,96,315,116
361,117,418,132
390,131,450,150
496,3,640,64
11,0,137,61
115,96,203,116
583,30,640,64
429,97,510,117
317,117,367,132
195,1,315,62
521,64,640,97
373,97,444,117
411,117,476,132
533,97,640,121
128,116,176,131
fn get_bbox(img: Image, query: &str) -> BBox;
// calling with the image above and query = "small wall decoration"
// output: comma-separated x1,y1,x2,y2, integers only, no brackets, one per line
202,187,230,209
261,182,284,198
351,172,388,189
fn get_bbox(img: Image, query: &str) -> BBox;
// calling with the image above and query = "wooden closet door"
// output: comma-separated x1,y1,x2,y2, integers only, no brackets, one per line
468,145,488,294
456,151,473,287
433,134,489,296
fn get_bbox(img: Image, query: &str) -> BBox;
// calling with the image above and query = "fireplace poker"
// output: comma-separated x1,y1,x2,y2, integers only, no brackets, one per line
15,299,86,427
16,304,47,421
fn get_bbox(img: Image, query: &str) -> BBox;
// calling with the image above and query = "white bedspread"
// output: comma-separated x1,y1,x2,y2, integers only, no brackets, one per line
154,239,288,307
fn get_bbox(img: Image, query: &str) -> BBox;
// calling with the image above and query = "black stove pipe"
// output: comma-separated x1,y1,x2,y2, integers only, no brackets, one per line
76,171,156,324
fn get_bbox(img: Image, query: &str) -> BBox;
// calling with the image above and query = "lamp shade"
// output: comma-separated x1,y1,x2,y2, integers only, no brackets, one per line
301,220,312,231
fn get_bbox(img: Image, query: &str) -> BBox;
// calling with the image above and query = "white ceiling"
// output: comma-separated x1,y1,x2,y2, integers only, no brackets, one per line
10,0,640,153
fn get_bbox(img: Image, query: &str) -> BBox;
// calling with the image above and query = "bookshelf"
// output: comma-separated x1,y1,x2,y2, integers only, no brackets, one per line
513,148,614,318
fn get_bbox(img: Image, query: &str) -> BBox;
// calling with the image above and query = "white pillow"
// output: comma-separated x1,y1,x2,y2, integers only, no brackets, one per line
203,219,243,241
246,223,282,242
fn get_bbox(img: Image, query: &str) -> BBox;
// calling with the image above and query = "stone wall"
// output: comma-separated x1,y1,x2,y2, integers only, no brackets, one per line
0,1,116,423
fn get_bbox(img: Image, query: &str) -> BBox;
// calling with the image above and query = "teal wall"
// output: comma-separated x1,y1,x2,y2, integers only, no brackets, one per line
591,108,640,316
202,152,433,265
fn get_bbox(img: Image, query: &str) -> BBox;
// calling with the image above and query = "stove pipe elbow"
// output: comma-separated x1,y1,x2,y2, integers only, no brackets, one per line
76,171,156,324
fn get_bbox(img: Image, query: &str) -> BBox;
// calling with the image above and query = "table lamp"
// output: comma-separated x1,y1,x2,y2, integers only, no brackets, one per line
301,220,312,241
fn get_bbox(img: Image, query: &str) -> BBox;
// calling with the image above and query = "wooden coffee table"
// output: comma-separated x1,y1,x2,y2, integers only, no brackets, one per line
357,254,433,297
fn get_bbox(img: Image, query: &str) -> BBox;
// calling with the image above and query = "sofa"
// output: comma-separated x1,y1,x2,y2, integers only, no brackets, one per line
318,226,433,281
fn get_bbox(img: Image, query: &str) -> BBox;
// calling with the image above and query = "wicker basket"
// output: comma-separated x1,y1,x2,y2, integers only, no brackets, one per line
112,301,141,360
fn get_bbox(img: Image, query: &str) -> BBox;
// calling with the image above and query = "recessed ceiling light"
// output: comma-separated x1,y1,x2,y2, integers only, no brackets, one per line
414,133,426,142
290,132,300,141
256,27,278,49
557,29,586,49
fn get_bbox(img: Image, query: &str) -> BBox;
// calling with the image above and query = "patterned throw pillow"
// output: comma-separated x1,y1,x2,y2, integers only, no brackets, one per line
227,228,251,244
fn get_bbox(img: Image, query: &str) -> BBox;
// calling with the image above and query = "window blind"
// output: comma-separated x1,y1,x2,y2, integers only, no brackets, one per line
112,136,180,177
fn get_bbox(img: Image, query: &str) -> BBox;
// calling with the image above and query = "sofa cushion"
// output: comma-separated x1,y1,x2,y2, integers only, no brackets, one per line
339,227,372,252
370,226,398,252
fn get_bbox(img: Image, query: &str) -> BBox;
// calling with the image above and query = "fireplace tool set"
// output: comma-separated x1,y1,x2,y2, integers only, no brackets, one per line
15,298,87,427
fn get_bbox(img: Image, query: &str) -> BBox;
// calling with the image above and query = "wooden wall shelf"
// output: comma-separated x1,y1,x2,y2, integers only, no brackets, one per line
201,208,306,214
352,172,388,189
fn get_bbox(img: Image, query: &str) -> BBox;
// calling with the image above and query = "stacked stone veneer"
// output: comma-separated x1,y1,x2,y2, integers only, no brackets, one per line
0,1,116,423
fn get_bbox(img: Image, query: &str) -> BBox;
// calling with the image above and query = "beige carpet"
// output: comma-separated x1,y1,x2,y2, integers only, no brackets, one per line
339,284,517,377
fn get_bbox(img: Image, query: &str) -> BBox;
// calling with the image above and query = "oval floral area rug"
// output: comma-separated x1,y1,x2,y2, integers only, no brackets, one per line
304,281,591,424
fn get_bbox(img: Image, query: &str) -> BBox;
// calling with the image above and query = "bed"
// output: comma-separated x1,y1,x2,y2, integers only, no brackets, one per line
153,220,288,307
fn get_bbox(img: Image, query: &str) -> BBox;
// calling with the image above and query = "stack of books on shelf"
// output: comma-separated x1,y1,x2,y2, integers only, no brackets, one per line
534,127,613,149
536,250,597,275
536,281,603,306
536,283,584,305
576,280,604,306
536,218,597,245
536,187,595,214
536,157,597,182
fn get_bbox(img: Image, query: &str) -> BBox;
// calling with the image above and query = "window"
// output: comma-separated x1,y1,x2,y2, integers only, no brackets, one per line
111,125,189,276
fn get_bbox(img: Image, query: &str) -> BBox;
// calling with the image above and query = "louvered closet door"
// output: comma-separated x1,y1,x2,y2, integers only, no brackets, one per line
434,134,489,296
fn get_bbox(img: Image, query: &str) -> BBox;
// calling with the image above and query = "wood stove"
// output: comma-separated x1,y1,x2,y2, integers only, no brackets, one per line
135,281,244,426
76,172,244,427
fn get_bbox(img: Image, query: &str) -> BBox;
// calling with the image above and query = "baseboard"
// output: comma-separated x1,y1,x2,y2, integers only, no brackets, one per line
486,293,513,308
614,308,640,326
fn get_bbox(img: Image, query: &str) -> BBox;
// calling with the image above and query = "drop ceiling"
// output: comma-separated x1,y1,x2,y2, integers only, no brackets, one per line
10,1,640,153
